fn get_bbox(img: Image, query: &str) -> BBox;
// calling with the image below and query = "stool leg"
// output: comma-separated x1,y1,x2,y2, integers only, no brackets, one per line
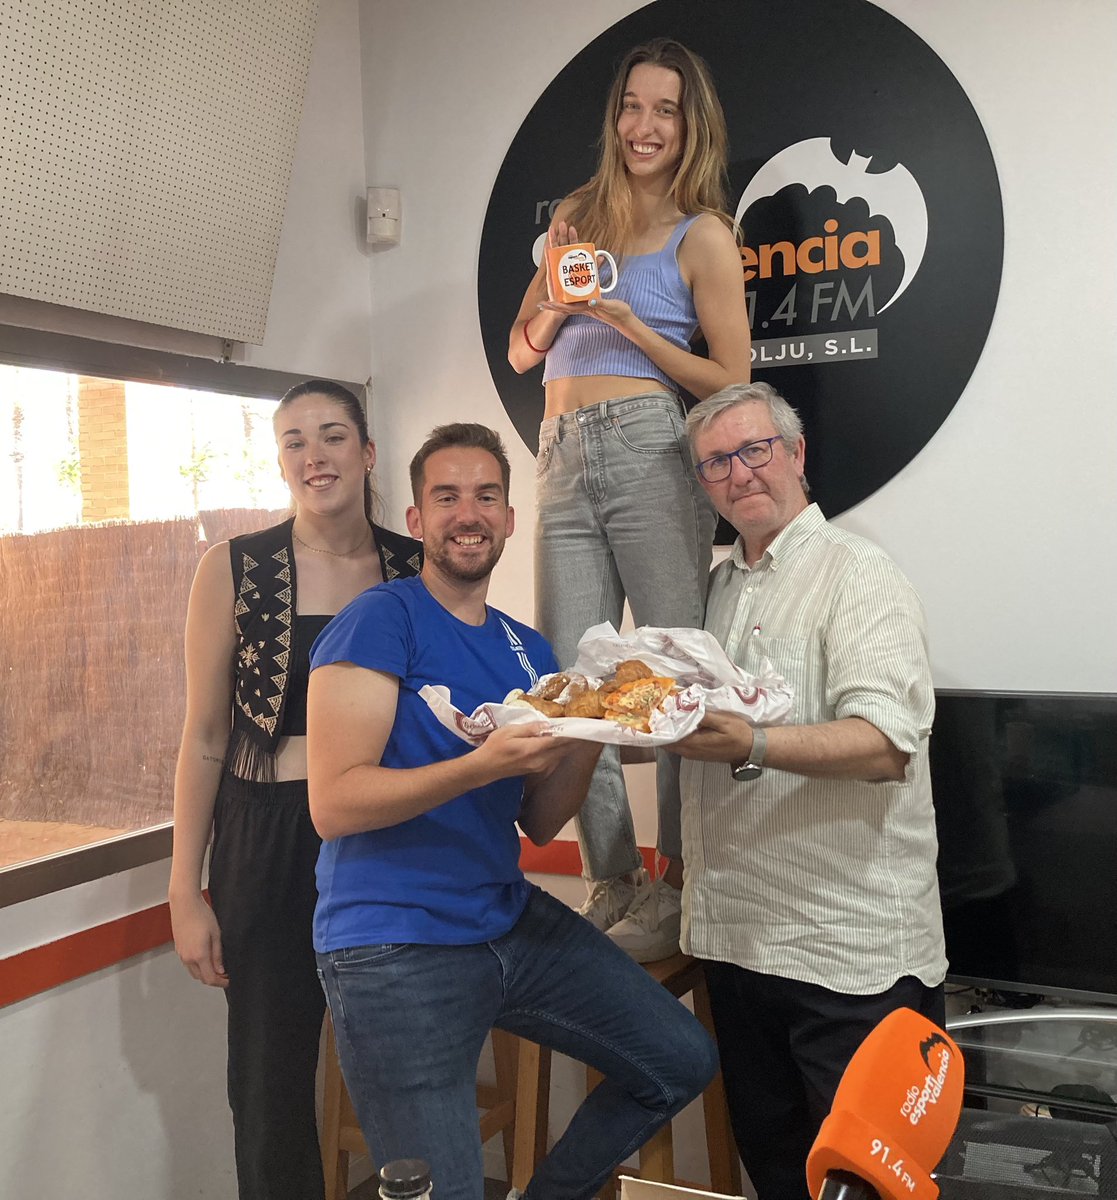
512,1040,552,1192
638,1125,675,1184
492,1029,519,1183
693,975,742,1195
320,1015,349,1200
333,1152,350,1200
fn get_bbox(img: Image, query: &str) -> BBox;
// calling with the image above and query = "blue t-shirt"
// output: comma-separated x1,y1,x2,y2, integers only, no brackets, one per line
309,576,559,952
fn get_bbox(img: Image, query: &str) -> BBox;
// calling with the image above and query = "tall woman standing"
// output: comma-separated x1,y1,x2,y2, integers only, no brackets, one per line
508,39,750,961
168,380,421,1200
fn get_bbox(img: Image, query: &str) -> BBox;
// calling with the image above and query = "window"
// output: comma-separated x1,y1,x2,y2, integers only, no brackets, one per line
0,363,294,878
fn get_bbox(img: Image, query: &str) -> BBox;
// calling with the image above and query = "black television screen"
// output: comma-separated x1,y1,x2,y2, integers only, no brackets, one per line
930,690,1117,1004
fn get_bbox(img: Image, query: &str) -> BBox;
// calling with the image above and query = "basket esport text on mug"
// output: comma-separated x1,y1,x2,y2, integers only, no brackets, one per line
545,242,619,304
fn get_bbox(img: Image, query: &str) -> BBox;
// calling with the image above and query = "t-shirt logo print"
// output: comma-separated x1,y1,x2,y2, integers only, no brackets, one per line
499,617,540,687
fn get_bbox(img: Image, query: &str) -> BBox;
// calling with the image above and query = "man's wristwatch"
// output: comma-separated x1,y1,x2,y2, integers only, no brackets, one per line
730,726,767,782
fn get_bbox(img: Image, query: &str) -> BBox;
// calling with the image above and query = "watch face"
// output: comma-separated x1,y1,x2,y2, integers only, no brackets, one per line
732,762,763,782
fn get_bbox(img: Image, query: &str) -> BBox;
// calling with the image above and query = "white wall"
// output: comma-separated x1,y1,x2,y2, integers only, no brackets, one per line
358,0,635,622
360,0,1117,691
0,861,236,1200
838,0,1117,690
241,0,373,383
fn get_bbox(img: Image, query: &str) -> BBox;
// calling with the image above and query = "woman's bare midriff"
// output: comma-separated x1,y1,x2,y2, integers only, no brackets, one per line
274,736,309,783
544,375,672,417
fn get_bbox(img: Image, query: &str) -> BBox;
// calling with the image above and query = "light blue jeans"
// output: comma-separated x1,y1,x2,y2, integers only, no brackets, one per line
317,887,717,1200
535,393,716,880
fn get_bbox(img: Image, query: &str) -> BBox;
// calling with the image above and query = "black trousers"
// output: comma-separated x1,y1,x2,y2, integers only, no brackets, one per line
209,774,326,1200
702,960,945,1200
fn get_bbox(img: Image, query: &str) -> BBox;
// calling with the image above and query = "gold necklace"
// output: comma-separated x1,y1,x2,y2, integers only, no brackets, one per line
292,525,370,557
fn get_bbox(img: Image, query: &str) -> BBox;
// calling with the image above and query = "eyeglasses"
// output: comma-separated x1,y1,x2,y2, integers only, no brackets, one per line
695,436,783,483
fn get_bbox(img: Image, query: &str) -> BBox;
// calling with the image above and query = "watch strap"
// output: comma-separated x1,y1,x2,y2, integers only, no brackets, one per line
730,726,767,781
747,725,767,766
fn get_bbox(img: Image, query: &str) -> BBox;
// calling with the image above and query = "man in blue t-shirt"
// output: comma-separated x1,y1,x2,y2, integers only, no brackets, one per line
308,423,716,1200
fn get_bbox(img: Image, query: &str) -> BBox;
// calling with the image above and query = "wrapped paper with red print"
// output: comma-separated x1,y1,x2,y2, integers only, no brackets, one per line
420,622,794,747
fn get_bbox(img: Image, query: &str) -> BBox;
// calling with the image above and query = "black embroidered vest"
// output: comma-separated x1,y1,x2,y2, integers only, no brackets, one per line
226,515,422,780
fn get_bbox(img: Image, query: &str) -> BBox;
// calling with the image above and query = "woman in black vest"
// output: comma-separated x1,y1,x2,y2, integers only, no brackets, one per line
169,379,421,1200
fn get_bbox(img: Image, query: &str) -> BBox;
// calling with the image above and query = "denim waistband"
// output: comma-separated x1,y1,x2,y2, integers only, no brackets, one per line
541,391,681,440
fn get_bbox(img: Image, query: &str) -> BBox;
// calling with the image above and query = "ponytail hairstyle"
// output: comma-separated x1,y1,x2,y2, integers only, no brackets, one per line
563,38,733,257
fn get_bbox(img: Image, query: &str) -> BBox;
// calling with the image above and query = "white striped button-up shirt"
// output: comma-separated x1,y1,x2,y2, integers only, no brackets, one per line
680,504,948,994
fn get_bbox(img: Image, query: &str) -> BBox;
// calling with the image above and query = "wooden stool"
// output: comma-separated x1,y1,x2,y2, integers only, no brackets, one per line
511,952,741,1197
320,1014,520,1200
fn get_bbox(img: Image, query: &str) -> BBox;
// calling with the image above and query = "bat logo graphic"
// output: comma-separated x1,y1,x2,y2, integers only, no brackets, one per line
919,1032,950,1069
734,137,927,312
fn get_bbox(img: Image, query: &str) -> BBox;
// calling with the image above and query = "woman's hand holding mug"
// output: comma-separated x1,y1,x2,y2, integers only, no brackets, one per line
538,220,632,327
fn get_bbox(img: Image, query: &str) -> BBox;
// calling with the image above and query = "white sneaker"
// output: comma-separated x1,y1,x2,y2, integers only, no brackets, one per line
607,878,682,962
576,868,647,931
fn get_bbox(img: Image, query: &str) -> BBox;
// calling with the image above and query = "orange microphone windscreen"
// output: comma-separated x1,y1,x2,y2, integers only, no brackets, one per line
806,1007,965,1200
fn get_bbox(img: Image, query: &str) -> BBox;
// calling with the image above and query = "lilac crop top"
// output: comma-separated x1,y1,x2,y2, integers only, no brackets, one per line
543,214,701,388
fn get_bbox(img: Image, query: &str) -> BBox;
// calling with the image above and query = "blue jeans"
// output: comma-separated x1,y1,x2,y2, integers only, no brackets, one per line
317,887,717,1200
535,394,716,880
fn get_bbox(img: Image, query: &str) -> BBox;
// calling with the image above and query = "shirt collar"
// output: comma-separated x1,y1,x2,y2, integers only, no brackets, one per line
729,502,825,572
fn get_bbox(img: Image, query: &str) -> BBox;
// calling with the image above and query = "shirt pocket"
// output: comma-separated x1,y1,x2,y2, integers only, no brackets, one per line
744,632,808,694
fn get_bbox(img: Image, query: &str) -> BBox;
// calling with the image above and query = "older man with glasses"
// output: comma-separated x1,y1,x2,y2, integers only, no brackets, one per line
669,381,948,1200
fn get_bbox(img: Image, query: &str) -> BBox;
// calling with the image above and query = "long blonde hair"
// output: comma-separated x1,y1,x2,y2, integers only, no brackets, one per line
563,39,732,257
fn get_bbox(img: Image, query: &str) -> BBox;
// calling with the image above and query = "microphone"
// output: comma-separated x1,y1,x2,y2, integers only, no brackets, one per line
806,1007,965,1200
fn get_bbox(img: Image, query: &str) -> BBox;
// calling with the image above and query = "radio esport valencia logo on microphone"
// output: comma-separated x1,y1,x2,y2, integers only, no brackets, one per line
902,1032,954,1128
477,0,1002,520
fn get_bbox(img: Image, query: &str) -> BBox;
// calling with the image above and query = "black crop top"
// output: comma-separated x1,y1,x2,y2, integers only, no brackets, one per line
280,615,334,737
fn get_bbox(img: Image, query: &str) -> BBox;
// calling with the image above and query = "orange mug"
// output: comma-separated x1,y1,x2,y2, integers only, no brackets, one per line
545,242,619,304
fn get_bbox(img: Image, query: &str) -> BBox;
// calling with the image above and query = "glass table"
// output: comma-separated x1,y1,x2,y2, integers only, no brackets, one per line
937,1007,1117,1197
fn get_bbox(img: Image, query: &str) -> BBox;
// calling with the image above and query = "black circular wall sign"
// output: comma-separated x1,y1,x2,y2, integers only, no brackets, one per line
478,0,1003,526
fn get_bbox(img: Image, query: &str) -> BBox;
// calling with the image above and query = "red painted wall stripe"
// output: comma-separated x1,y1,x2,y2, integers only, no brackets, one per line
0,839,656,1007
0,900,172,1009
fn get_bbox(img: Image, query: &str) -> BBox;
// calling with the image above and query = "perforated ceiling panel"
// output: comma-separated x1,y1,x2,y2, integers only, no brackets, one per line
0,0,320,343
